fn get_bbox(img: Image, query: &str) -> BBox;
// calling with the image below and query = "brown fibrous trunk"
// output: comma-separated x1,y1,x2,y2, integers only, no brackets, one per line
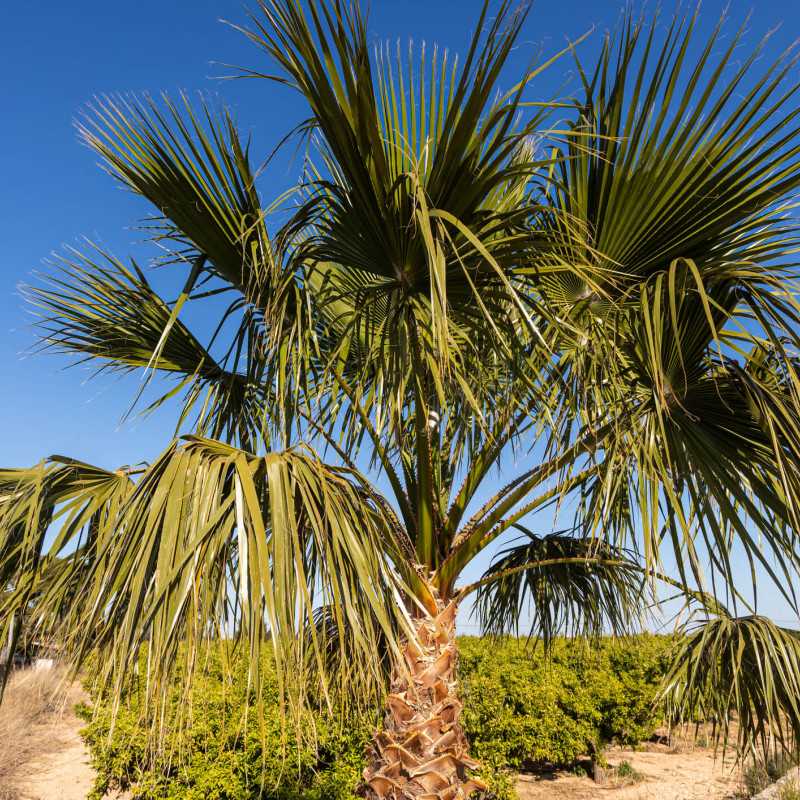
362,599,486,800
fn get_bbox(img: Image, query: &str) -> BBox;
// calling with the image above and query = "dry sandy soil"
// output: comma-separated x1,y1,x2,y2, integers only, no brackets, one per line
516,741,743,800
0,667,96,800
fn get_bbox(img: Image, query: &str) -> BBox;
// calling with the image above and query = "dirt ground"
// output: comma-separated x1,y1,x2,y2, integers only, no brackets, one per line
13,723,95,800
515,741,743,800
0,667,96,800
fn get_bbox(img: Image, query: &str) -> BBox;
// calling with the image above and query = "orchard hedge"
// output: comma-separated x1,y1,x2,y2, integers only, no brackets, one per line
78,634,674,799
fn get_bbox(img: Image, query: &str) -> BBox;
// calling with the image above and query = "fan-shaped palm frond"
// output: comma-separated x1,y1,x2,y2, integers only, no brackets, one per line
661,613,800,761
243,0,569,427
26,245,272,448
549,10,800,293
79,93,272,296
535,9,800,609
469,528,646,642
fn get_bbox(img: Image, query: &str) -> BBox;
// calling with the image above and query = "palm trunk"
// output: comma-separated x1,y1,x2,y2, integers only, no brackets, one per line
362,599,486,800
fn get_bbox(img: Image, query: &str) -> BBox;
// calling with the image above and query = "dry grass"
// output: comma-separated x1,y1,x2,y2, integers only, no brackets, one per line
0,665,81,799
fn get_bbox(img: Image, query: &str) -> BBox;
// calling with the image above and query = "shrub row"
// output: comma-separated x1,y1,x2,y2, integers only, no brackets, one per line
459,634,672,773
78,634,674,799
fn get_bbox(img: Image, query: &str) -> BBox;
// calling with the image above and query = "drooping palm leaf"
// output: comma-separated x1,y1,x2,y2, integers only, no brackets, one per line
12,438,417,717
572,261,800,607
469,528,646,642
661,613,800,760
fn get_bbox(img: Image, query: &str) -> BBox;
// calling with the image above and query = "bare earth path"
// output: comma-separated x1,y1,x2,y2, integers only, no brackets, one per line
0,668,96,800
14,707,95,800
516,743,742,800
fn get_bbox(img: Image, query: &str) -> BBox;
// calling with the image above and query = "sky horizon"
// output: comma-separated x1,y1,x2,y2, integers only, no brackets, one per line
3,0,800,631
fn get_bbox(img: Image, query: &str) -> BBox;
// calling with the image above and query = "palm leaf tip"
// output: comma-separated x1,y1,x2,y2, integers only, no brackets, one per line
661,613,800,762
77,92,270,294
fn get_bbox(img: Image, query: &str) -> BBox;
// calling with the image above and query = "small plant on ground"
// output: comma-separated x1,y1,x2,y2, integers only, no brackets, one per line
572,765,587,778
615,760,644,785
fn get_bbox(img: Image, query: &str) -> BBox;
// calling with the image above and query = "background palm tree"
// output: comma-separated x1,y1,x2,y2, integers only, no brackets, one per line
3,2,800,797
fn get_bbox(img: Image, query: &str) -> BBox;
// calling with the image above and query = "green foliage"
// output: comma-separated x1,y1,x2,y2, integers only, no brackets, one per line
459,638,601,769
79,648,371,800
595,633,675,745
614,760,643,783
79,636,674,798
459,635,673,771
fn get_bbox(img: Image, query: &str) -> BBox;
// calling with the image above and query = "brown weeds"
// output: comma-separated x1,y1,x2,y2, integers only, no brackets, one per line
0,666,76,797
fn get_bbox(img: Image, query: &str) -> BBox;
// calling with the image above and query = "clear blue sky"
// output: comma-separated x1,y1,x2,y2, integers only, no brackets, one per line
2,0,799,627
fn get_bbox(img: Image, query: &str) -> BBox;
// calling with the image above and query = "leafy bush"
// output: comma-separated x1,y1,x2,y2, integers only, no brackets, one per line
614,760,644,784
78,649,370,800
588,634,674,745
459,635,673,770
79,635,674,798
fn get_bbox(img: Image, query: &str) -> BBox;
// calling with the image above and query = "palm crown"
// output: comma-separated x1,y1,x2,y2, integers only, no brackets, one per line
3,2,800,796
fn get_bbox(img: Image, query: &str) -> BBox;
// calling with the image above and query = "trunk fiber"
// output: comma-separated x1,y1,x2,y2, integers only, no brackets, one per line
362,600,485,800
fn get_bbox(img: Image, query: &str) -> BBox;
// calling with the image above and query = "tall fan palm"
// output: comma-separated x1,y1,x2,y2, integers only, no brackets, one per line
4,3,800,797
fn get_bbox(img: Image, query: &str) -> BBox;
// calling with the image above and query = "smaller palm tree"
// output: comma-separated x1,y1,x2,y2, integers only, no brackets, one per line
3,3,800,798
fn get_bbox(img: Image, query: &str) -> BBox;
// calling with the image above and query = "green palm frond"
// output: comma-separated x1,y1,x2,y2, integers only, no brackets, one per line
662,613,800,761
0,437,417,715
25,245,272,447
573,261,800,605
79,93,273,298
539,9,800,447
245,0,564,406
550,10,800,294
79,91,324,438
536,10,800,609
469,528,646,643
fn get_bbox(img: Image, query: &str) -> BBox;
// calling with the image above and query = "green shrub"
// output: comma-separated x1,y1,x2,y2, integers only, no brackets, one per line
79,635,675,798
614,760,643,783
78,648,371,800
459,635,673,770
459,638,600,769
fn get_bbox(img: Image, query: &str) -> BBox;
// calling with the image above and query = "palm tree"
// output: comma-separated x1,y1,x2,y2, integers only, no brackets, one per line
3,2,800,797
